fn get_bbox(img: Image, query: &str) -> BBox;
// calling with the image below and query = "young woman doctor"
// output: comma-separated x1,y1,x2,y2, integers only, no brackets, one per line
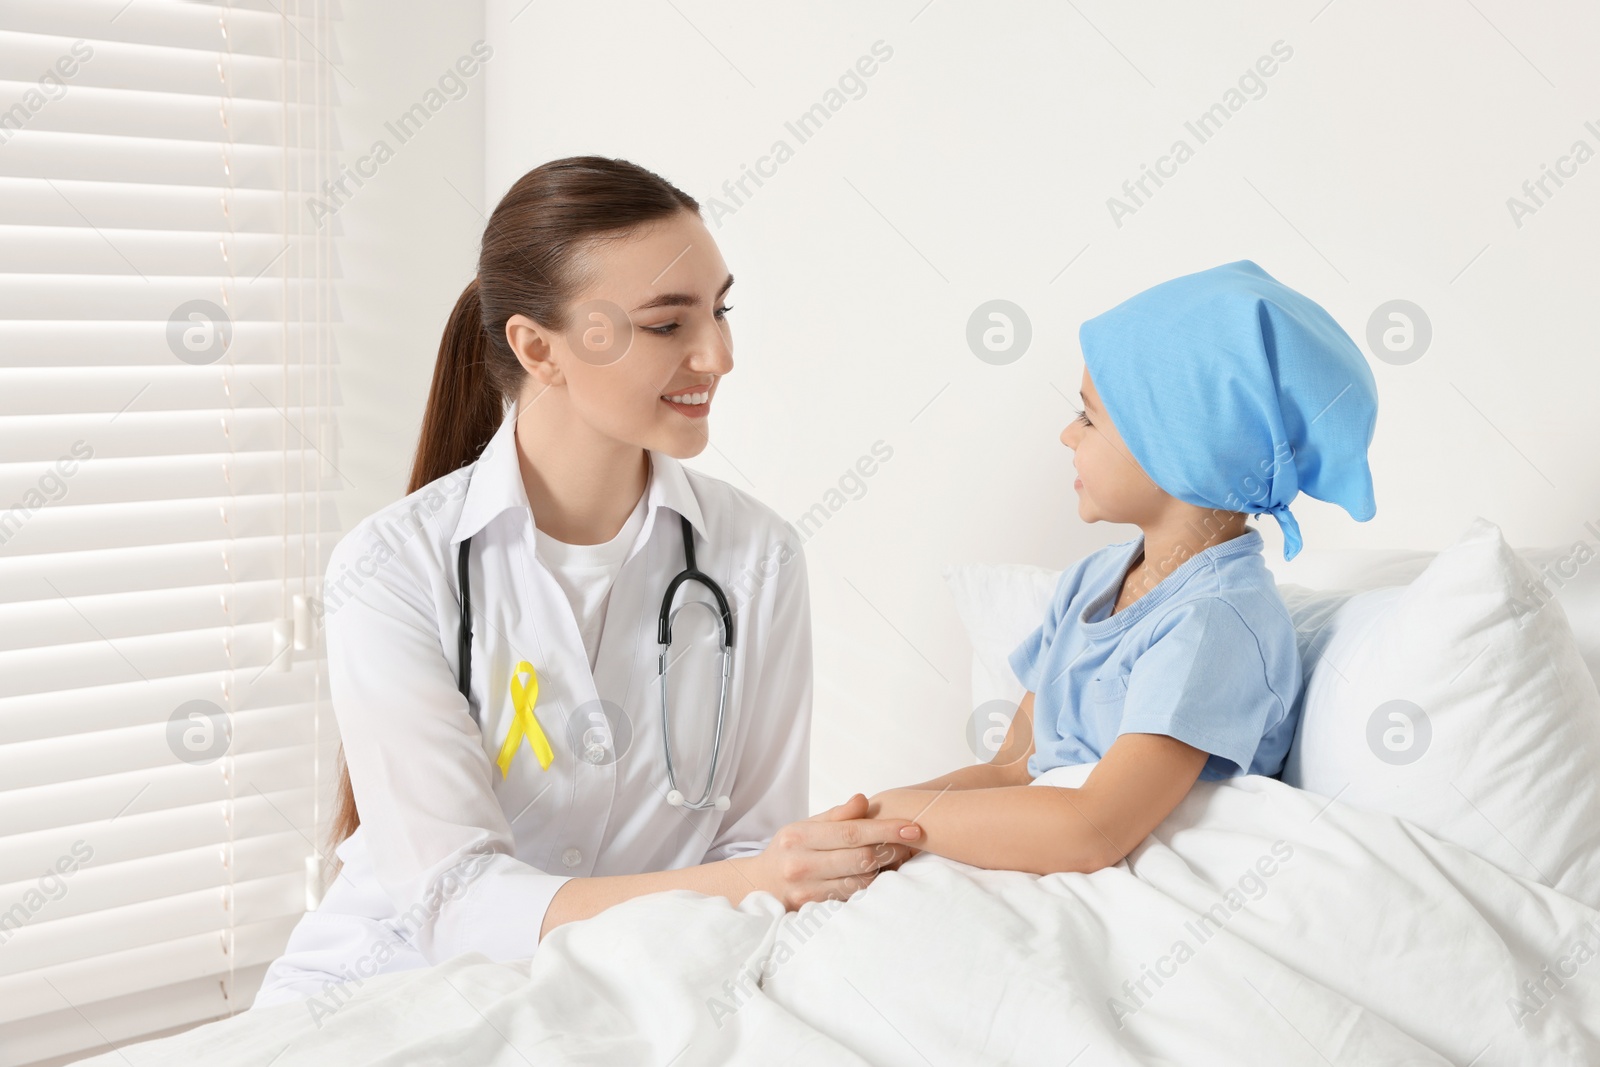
252,157,921,1008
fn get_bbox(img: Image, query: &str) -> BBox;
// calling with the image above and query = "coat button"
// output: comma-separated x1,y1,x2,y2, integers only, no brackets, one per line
561,847,582,868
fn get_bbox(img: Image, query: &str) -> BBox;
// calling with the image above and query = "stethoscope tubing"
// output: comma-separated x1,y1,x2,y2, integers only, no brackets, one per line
455,513,735,810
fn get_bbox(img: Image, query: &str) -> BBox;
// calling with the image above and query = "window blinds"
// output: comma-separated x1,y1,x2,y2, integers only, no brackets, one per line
0,1,342,1062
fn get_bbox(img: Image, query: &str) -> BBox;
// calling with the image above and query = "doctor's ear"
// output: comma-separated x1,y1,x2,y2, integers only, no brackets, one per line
505,314,566,388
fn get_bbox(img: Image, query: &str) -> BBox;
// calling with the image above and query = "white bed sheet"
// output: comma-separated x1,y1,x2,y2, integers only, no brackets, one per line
83,768,1600,1066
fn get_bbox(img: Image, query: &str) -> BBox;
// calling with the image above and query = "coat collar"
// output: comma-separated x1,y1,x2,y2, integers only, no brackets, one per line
449,400,707,548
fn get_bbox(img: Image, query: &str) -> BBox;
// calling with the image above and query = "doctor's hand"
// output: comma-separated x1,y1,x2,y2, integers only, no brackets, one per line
748,793,922,911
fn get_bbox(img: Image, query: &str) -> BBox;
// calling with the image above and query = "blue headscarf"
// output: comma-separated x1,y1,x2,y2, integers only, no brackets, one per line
1079,260,1378,562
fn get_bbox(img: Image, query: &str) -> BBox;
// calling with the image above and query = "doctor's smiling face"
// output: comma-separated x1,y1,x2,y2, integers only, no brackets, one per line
503,209,734,461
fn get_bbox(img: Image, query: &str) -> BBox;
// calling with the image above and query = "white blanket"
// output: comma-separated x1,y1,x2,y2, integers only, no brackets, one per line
92,774,1600,1065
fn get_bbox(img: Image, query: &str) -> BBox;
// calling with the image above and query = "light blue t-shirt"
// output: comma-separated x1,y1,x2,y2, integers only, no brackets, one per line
1009,526,1301,782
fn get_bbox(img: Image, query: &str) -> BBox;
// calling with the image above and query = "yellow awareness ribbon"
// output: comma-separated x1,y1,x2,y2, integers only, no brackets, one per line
497,661,554,778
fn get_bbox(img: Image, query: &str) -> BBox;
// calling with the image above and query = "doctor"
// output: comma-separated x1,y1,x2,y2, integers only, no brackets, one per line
252,157,921,1009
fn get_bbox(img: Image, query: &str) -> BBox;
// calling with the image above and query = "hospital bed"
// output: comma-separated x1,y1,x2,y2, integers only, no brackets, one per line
75,516,1600,1065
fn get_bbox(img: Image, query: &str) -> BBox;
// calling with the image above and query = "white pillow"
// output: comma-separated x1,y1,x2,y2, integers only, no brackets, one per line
942,562,1057,714
1263,539,1600,684
1282,517,1600,906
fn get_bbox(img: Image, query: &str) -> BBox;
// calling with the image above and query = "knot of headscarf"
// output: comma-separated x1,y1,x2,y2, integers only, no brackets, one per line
1264,500,1303,560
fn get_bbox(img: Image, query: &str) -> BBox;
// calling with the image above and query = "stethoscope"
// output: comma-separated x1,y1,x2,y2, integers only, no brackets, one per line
456,513,734,811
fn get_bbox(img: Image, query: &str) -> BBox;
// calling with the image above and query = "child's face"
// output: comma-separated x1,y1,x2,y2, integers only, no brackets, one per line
1059,368,1168,524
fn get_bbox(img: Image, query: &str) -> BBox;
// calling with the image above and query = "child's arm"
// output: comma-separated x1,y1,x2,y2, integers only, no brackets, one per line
867,730,1208,875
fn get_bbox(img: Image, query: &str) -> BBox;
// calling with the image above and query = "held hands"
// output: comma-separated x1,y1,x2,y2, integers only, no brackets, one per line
748,793,922,911
862,789,923,872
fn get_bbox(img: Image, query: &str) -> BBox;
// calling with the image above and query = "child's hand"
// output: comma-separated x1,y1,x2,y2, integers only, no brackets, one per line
864,788,925,871
871,840,919,872
853,792,922,871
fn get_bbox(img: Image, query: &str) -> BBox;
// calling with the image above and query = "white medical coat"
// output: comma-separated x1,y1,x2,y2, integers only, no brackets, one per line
252,402,812,1007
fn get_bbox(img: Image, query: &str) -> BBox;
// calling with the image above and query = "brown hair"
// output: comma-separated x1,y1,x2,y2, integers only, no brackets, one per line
324,157,700,879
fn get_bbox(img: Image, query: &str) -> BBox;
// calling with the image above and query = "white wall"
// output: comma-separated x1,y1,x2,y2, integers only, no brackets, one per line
333,5,487,527
477,0,1600,809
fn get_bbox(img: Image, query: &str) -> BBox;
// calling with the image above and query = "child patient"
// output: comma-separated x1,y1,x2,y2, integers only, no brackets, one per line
868,260,1379,875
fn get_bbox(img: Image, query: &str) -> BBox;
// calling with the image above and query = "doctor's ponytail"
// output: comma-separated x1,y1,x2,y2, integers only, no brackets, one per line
326,157,700,875
407,275,503,494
